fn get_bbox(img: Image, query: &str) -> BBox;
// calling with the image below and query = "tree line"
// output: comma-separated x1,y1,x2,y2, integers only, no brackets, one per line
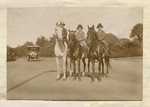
7,23,143,61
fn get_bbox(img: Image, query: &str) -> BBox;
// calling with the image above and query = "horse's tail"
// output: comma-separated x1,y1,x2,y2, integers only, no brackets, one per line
105,56,111,68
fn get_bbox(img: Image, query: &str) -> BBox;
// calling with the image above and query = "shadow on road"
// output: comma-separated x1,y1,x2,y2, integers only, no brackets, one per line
7,70,56,92
27,59,43,62
7,70,106,92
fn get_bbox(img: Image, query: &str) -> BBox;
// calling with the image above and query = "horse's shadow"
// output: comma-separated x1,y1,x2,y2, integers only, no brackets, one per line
8,70,55,92
27,59,42,62
56,71,108,82
56,71,72,81
65,72,103,82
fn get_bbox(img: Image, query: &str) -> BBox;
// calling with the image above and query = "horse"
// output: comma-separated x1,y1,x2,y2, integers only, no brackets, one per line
68,30,86,81
54,23,68,81
87,25,111,82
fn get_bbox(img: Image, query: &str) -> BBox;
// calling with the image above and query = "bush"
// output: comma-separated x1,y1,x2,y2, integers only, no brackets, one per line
7,32,142,60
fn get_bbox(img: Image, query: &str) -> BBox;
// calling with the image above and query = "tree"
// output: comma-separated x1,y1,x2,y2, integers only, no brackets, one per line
105,33,120,46
132,38,141,48
36,36,47,47
23,41,34,46
119,38,131,48
130,23,143,41
7,46,15,61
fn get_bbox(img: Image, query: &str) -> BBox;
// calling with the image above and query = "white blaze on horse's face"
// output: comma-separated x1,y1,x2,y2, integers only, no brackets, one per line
55,25,63,40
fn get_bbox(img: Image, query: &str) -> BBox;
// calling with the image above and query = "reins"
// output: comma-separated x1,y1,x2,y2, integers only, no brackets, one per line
87,29,104,62
69,33,82,58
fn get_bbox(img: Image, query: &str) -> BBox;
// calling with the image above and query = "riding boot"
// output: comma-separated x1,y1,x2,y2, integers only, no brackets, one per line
82,51,87,58
82,46,87,58
84,51,87,58
105,50,110,57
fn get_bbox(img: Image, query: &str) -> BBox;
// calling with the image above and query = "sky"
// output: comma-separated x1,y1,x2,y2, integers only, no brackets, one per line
7,7,143,47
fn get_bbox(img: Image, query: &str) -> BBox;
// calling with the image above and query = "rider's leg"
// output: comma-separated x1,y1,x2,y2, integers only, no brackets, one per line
101,42,110,57
82,46,87,58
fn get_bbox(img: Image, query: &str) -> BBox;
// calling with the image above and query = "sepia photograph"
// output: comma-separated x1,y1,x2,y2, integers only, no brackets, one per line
7,7,143,100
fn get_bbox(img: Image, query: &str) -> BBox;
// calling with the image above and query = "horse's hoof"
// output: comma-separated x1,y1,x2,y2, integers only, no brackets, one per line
82,72,85,76
98,79,101,82
60,72,63,75
69,72,72,76
101,74,104,77
100,72,102,74
63,78,66,81
73,77,76,81
106,74,109,77
90,80,94,83
90,78,94,83
87,73,90,76
78,78,81,81
56,78,59,81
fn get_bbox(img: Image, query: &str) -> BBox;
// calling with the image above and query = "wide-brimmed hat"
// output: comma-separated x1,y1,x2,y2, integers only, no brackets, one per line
77,24,83,29
97,23,103,28
60,22,65,26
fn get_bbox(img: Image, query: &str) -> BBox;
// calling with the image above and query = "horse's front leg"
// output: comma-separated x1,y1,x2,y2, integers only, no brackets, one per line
78,59,81,81
73,60,76,80
62,56,67,81
92,59,95,73
66,56,68,74
69,58,73,76
101,58,104,77
98,59,101,74
56,57,60,81
106,65,109,77
105,57,109,77
87,58,90,75
82,58,86,76
91,59,95,83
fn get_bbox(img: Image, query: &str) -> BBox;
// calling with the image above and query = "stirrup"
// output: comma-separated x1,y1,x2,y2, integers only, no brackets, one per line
102,54,105,58
105,52,110,57
81,54,84,58
93,52,97,56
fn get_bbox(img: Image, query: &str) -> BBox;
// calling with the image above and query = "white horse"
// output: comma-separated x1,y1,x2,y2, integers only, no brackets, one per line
54,23,68,81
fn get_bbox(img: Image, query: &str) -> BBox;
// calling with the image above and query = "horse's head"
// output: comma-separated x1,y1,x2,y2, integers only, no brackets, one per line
55,23,63,40
87,25,97,45
68,29,76,44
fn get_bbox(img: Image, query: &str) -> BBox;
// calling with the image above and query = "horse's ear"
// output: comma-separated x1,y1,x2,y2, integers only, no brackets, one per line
88,25,90,29
92,25,94,29
56,22,58,26
74,30,77,33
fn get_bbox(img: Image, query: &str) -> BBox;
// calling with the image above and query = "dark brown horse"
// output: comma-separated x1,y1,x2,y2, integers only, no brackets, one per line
87,25,111,82
68,30,86,81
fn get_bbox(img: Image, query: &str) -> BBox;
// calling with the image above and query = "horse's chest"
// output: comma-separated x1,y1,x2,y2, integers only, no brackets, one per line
54,42,67,57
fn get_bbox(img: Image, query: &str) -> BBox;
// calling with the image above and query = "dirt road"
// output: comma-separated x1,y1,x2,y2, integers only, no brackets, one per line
7,57,142,100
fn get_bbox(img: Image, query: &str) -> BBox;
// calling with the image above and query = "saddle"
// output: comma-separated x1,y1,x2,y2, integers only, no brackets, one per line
91,42,105,57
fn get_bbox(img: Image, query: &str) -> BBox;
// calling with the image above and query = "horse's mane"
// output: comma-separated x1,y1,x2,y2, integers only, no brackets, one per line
68,30,82,57
68,31,79,51
87,26,105,55
55,25,63,39
87,26,98,44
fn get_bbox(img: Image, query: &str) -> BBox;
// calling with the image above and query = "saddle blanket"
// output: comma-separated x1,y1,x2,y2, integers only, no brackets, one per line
79,40,87,47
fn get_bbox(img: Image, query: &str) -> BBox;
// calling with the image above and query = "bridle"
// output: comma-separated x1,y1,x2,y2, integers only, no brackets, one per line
68,31,80,57
87,29,97,47
55,25,63,43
